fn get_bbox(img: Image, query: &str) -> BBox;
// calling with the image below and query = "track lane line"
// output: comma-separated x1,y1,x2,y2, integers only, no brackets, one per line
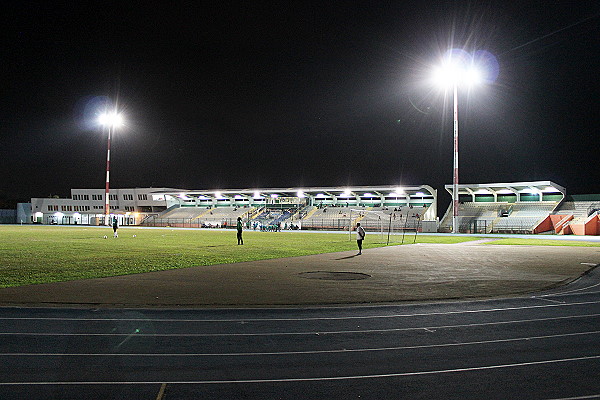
2,354,600,385
1,329,599,357
1,312,600,337
3,299,600,323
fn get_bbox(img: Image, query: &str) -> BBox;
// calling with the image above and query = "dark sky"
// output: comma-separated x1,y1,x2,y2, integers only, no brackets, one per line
2,1,599,207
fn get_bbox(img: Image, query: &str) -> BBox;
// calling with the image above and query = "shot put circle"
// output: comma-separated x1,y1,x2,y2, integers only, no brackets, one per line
298,271,371,281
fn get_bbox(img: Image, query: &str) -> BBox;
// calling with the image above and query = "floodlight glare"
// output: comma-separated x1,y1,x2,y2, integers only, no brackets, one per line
432,65,457,88
433,63,483,88
98,112,124,128
464,67,483,86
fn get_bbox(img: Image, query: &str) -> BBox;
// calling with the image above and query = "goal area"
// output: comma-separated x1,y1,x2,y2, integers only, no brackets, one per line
348,208,421,245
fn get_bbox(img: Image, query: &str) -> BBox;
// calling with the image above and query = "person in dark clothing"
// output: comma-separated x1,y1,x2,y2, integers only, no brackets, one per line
356,222,365,255
112,216,118,238
236,217,243,245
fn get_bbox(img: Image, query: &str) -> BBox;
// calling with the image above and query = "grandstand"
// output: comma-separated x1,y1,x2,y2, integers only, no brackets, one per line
26,181,600,235
142,185,437,231
439,182,565,234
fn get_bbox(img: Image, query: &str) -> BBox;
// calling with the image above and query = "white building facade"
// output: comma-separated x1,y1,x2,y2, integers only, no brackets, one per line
30,188,180,225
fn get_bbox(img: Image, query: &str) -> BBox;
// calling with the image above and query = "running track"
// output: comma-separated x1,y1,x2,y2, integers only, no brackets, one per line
1,266,600,399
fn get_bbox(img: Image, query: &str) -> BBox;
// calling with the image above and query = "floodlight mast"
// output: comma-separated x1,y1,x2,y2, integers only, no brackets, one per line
99,112,123,226
433,57,483,233
452,81,459,234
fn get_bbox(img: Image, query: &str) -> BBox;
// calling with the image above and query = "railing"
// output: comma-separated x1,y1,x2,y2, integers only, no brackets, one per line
300,217,422,232
587,203,600,217
143,218,243,228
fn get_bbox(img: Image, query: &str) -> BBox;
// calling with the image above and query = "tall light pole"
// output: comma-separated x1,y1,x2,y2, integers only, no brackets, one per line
433,54,483,233
452,80,459,234
98,111,123,225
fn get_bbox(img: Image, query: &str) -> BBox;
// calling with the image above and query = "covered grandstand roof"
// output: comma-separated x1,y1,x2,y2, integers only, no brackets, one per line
444,181,566,198
154,185,437,200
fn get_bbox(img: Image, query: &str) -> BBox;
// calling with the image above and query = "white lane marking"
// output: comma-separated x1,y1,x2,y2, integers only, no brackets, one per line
3,300,600,323
534,297,566,304
536,263,600,297
1,330,599,357
544,395,600,400
540,281,600,297
1,354,600,385
1,313,599,337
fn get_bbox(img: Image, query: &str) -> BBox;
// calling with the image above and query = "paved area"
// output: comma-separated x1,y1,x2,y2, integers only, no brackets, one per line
1,242,598,308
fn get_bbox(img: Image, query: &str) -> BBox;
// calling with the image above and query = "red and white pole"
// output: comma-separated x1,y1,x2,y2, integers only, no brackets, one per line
452,82,459,233
104,125,112,226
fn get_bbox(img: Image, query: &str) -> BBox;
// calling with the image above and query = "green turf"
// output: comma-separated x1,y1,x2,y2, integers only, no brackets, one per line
485,238,600,247
0,226,478,287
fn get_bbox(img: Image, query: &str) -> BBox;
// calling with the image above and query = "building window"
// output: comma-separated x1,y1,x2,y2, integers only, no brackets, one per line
109,194,118,201
92,194,103,201
123,194,133,201
138,194,148,201
125,206,135,211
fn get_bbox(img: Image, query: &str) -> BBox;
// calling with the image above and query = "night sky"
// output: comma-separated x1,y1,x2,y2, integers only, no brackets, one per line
2,1,599,209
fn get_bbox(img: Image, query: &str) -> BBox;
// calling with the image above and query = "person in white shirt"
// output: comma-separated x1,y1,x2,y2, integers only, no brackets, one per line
356,223,365,255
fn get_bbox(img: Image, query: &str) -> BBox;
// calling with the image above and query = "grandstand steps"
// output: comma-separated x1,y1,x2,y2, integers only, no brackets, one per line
302,206,319,220
248,207,265,220
353,207,372,224
191,207,215,221
533,214,571,234
567,212,600,235
535,213,600,235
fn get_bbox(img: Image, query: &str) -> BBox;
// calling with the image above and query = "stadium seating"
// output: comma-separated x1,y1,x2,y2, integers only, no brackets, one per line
439,201,559,233
143,206,255,228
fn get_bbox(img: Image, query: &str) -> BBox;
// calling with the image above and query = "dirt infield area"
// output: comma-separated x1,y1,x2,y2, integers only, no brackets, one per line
0,242,598,308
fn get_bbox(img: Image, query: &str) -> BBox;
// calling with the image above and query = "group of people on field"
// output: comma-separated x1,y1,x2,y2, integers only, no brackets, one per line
235,217,366,254
110,215,367,254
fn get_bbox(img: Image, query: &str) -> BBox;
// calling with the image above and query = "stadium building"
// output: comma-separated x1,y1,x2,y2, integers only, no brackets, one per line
26,181,600,235
29,185,437,232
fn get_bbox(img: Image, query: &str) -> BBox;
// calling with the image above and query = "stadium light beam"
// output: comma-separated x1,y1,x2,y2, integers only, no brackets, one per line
98,111,124,226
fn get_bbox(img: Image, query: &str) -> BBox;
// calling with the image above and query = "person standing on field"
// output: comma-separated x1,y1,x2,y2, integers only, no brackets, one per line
236,216,244,245
356,222,365,255
112,216,118,238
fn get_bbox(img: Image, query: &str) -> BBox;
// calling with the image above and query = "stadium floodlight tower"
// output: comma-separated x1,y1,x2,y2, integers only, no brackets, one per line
432,51,484,233
98,111,124,226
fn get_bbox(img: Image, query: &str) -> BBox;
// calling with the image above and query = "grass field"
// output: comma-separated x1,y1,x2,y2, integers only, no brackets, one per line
0,225,477,288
